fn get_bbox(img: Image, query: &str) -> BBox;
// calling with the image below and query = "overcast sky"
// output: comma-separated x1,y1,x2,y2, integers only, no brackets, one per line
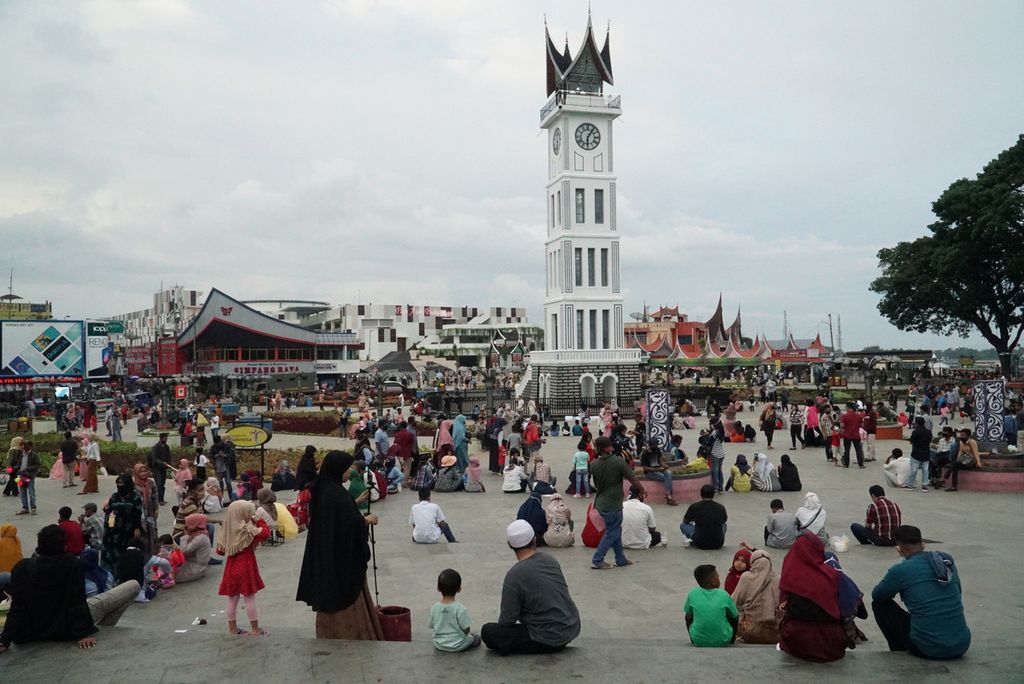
2,1,1022,351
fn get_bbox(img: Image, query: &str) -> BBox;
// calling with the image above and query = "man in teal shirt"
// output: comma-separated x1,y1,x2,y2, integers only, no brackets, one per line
871,525,971,659
589,436,645,570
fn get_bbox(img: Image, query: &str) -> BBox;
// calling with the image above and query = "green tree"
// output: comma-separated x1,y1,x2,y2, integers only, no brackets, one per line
871,135,1024,378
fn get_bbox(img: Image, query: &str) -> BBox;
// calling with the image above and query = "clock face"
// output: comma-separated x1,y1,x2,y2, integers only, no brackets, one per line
575,122,600,151
552,128,561,156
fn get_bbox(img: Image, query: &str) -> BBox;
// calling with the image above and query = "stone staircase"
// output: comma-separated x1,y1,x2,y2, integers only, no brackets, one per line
515,364,535,399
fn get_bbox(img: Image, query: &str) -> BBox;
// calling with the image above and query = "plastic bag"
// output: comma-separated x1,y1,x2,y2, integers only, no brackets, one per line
830,534,850,553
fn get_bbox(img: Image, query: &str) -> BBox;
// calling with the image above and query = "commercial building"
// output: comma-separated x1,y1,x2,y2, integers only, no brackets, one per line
0,294,52,320
107,286,204,347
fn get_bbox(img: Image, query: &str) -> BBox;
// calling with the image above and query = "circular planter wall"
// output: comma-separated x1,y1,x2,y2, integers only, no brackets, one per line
623,469,712,503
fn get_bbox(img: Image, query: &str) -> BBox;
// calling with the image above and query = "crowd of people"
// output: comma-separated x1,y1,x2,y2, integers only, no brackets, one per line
0,386,991,666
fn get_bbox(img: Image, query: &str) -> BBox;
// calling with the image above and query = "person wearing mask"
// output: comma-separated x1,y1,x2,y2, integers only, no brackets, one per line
941,428,980,492
146,433,173,505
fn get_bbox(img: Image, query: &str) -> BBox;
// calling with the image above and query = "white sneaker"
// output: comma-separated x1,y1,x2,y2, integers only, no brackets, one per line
681,535,691,546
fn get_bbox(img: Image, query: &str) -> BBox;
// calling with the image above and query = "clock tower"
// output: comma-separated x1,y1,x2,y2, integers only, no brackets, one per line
522,15,642,410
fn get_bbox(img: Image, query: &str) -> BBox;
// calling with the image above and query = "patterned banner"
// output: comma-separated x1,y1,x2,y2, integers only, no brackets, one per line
645,388,672,451
973,379,1006,442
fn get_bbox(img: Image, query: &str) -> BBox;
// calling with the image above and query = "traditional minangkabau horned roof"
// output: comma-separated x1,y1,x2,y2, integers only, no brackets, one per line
545,15,613,96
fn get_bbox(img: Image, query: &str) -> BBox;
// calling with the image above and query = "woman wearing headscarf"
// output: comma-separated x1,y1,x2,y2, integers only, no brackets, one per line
724,546,752,594
175,513,212,584
433,453,463,492
542,493,574,547
515,490,548,545
174,458,193,505
451,415,469,472
778,532,861,661
296,451,383,640
255,489,279,534
732,549,781,644
795,492,828,544
751,453,781,492
4,436,24,497
726,454,752,492
102,473,143,572
778,454,802,491
295,445,318,491
217,500,270,635
271,460,296,491
487,412,506,474
78,432,101,495
433,415,454,453
0,523,23,573
132,463,160,555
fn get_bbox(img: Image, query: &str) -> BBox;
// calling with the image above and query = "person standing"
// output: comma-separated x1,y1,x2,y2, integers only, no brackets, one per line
850,485,902,546
78,433,101,495
789,405,805,449
759,404,778,449
210,413,220,440
131,464,160,555
840,403,865,468
708,416,727,493
147,433,172,505
58,431,79,489
480,520,581,655
14,441,39,516
296,451,383,640
871,525,971,660
903,417,932,490
862,406,878,462
109,409,122,443
588,436,645,569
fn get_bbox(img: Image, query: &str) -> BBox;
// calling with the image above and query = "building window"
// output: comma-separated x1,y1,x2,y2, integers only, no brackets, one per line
602,309,610,349
550,195,555,228
557,190,561,225
594,188,604,224
589,309,597,349
575,188,585,223
600,248,608,286
576,310,585,350
551,313,558,349
574,248,583,286
587,248,595,286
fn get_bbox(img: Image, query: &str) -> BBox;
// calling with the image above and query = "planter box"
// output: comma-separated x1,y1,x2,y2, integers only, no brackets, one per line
32,419,57,435
876,425,904,440
625,469,712,503
136,432,161,449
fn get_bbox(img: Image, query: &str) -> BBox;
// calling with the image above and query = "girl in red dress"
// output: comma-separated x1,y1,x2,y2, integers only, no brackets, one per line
216,500,270,635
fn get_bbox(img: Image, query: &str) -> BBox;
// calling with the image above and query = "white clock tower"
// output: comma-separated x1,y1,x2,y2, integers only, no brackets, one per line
523,15,642,410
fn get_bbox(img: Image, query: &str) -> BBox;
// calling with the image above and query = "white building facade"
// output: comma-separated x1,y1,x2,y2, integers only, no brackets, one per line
522,17,642,408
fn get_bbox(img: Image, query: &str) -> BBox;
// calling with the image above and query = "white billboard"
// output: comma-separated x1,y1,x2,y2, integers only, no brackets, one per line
86,321,114,379
0,320,86,384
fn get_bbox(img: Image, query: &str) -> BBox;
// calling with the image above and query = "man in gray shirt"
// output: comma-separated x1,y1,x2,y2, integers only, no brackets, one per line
481,520,581,655
764,499,798,549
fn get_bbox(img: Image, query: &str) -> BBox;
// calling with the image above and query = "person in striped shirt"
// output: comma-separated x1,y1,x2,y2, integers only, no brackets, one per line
850,485,901,546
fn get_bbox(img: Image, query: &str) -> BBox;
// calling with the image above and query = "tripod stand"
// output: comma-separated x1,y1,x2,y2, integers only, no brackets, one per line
364,468,380,605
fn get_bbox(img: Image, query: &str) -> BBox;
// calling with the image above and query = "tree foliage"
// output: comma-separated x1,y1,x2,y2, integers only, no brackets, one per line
870,135,1024,376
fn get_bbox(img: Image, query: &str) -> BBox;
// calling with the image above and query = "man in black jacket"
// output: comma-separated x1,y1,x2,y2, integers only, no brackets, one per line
903,417,932,491
147,432,172,505
0,526,97,653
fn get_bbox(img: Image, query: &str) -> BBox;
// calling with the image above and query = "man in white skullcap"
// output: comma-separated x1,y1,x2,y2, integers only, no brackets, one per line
480,520,581,656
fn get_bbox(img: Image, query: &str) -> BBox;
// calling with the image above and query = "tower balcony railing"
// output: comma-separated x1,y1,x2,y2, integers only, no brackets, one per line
540,91,622,123
527,348,642,365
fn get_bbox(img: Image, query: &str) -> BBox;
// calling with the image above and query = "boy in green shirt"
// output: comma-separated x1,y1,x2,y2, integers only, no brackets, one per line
683,564,738,647
428,568,480,652
347,461,370,512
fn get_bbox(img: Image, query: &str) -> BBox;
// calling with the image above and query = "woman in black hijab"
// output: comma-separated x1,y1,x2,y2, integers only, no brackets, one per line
295,450,382,640
294,445,318,491
102,473,143,573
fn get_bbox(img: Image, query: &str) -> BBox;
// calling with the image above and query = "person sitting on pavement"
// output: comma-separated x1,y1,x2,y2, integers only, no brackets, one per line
680,485,728,550
732,549,781,644
684,563,738,647
529,453,556,489
480,520,581,655
0,524,24,575
410,488,458,543
502,453,528,494
882,448,911,489
56,506,86,556
0,525,138,653
871,525,971,660
850,485,901,546
79,548,113,597
777,453,802,491
78,503,104,551
795,492,828,545
516,490,548,545
725,454,752,492
175,514,213,583
271,460,296,491
764,499,798,549
434,453,464,493
622,485,667,549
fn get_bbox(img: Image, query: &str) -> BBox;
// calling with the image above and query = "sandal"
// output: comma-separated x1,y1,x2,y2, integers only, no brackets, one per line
231,628,248,635
615,560,635,567
591,562,613,570
249,628,270,637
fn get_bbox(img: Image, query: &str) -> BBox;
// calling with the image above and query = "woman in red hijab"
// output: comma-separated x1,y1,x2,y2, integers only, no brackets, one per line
724,546,752,595
777,532,849,661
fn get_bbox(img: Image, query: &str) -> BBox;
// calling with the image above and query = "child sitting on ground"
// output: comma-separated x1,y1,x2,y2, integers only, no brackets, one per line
684,564,738,647
156,534,185,586
428,568,480,652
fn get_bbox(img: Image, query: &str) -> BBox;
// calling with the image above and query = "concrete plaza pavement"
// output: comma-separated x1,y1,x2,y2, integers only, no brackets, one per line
1,419,1020,683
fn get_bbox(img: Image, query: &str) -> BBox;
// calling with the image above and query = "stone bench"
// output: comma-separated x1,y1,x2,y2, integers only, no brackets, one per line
622,470,711,503
954,467,1024,493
